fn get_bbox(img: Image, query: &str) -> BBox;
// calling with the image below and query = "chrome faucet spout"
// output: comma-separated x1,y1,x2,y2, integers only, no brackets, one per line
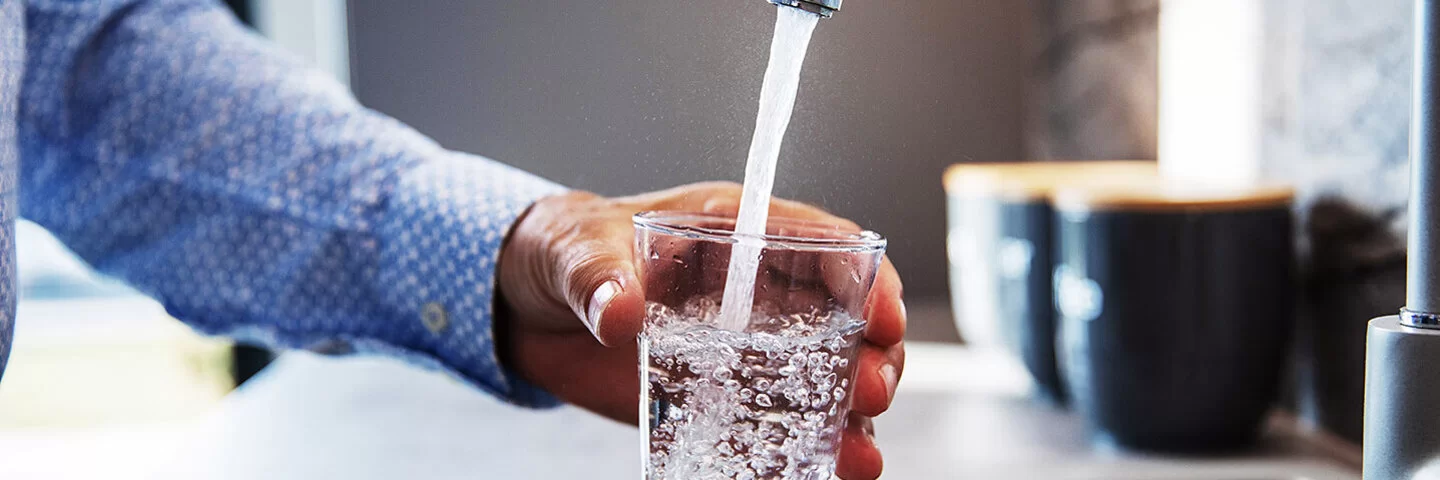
767,0,841,18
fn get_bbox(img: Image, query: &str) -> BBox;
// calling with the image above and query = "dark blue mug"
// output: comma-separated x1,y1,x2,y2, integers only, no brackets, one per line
1053,183,1295,452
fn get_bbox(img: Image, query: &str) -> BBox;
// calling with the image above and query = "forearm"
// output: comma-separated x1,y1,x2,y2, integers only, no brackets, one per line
19,0,567,405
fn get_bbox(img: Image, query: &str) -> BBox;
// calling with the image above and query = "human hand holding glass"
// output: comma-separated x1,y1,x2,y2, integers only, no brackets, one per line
495,182,905,480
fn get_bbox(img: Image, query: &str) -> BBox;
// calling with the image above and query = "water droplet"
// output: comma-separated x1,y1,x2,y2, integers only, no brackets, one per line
755,394,773,407
724,379,741,392
712,366,733,382
650,251,660,260
834,386,846,401
778,365,797,377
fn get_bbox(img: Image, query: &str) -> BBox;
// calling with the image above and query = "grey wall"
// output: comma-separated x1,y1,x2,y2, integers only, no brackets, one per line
345,0,1035,330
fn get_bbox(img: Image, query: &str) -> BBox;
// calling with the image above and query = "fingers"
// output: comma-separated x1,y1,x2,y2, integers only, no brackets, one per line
623,181,744,212
836,413,882,480
506,328,641,425
863,257,906,346
601,182,895,350
696,192,884,321
850,341,905,417
700,195,860,232
557,233,646,348
770,198,862,231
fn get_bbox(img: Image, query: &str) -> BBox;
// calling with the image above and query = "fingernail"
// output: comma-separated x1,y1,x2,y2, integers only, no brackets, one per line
879,364,898,403
586,280,622,334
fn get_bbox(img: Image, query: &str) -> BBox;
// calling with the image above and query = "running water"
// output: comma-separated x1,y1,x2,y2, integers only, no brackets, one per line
719,7,822,330
641,9,845,478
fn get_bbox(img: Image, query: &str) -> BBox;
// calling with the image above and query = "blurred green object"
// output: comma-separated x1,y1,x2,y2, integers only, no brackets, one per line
9,220,264,428
0,298,233,429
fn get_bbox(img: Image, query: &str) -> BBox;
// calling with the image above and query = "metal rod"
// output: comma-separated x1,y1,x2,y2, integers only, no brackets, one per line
1407,0,1440,324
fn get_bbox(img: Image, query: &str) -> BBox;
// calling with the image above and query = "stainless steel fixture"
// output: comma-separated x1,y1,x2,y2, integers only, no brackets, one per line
767,0,841,18
1362,1,1440,478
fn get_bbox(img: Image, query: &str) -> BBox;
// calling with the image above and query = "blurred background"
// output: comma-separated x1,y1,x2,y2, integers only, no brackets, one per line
345,0,1039,341
1,0,1415,477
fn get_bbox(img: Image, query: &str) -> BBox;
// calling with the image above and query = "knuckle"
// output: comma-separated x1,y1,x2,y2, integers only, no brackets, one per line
691,181,744,198
702,197,740,214
562,244,623,290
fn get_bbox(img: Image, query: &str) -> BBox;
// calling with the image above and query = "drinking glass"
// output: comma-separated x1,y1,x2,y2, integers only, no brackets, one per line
633,211,886,480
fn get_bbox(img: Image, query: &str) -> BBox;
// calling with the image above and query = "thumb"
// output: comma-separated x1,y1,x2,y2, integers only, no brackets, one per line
557,239,646,347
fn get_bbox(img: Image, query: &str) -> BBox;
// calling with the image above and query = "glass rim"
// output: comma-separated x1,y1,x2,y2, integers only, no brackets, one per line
633,211,886,253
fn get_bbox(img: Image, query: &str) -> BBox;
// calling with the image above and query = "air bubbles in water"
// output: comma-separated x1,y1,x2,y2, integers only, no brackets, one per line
643,298,864,479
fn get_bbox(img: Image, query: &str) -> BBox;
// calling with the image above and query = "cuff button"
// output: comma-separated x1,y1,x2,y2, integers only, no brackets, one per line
421,302,449,334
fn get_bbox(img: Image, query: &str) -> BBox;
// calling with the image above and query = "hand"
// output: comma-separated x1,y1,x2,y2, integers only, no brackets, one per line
496,182,906,480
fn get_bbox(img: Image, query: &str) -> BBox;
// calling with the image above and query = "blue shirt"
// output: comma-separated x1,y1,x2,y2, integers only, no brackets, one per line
0,0,567,407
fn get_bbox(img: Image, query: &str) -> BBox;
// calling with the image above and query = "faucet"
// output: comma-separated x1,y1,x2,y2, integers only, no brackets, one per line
1363,1,1440,478
768,0,841,18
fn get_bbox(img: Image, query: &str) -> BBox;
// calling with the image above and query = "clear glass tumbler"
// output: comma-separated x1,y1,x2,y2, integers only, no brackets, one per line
633,212,887,480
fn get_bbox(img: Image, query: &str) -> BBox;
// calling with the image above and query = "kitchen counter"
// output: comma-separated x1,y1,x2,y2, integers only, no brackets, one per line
113,342,1359,479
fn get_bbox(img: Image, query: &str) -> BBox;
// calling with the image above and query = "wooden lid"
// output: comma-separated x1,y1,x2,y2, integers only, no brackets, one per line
943,161,1158,200
1052,182,1295,212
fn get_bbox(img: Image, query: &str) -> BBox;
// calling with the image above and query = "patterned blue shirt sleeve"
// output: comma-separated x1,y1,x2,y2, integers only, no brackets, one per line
17,0,568,407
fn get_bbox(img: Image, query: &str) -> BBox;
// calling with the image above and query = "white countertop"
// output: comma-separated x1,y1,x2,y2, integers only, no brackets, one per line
0,343,1360,479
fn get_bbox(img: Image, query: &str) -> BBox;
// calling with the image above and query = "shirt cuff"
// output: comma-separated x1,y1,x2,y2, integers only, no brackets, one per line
374,151,568,408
